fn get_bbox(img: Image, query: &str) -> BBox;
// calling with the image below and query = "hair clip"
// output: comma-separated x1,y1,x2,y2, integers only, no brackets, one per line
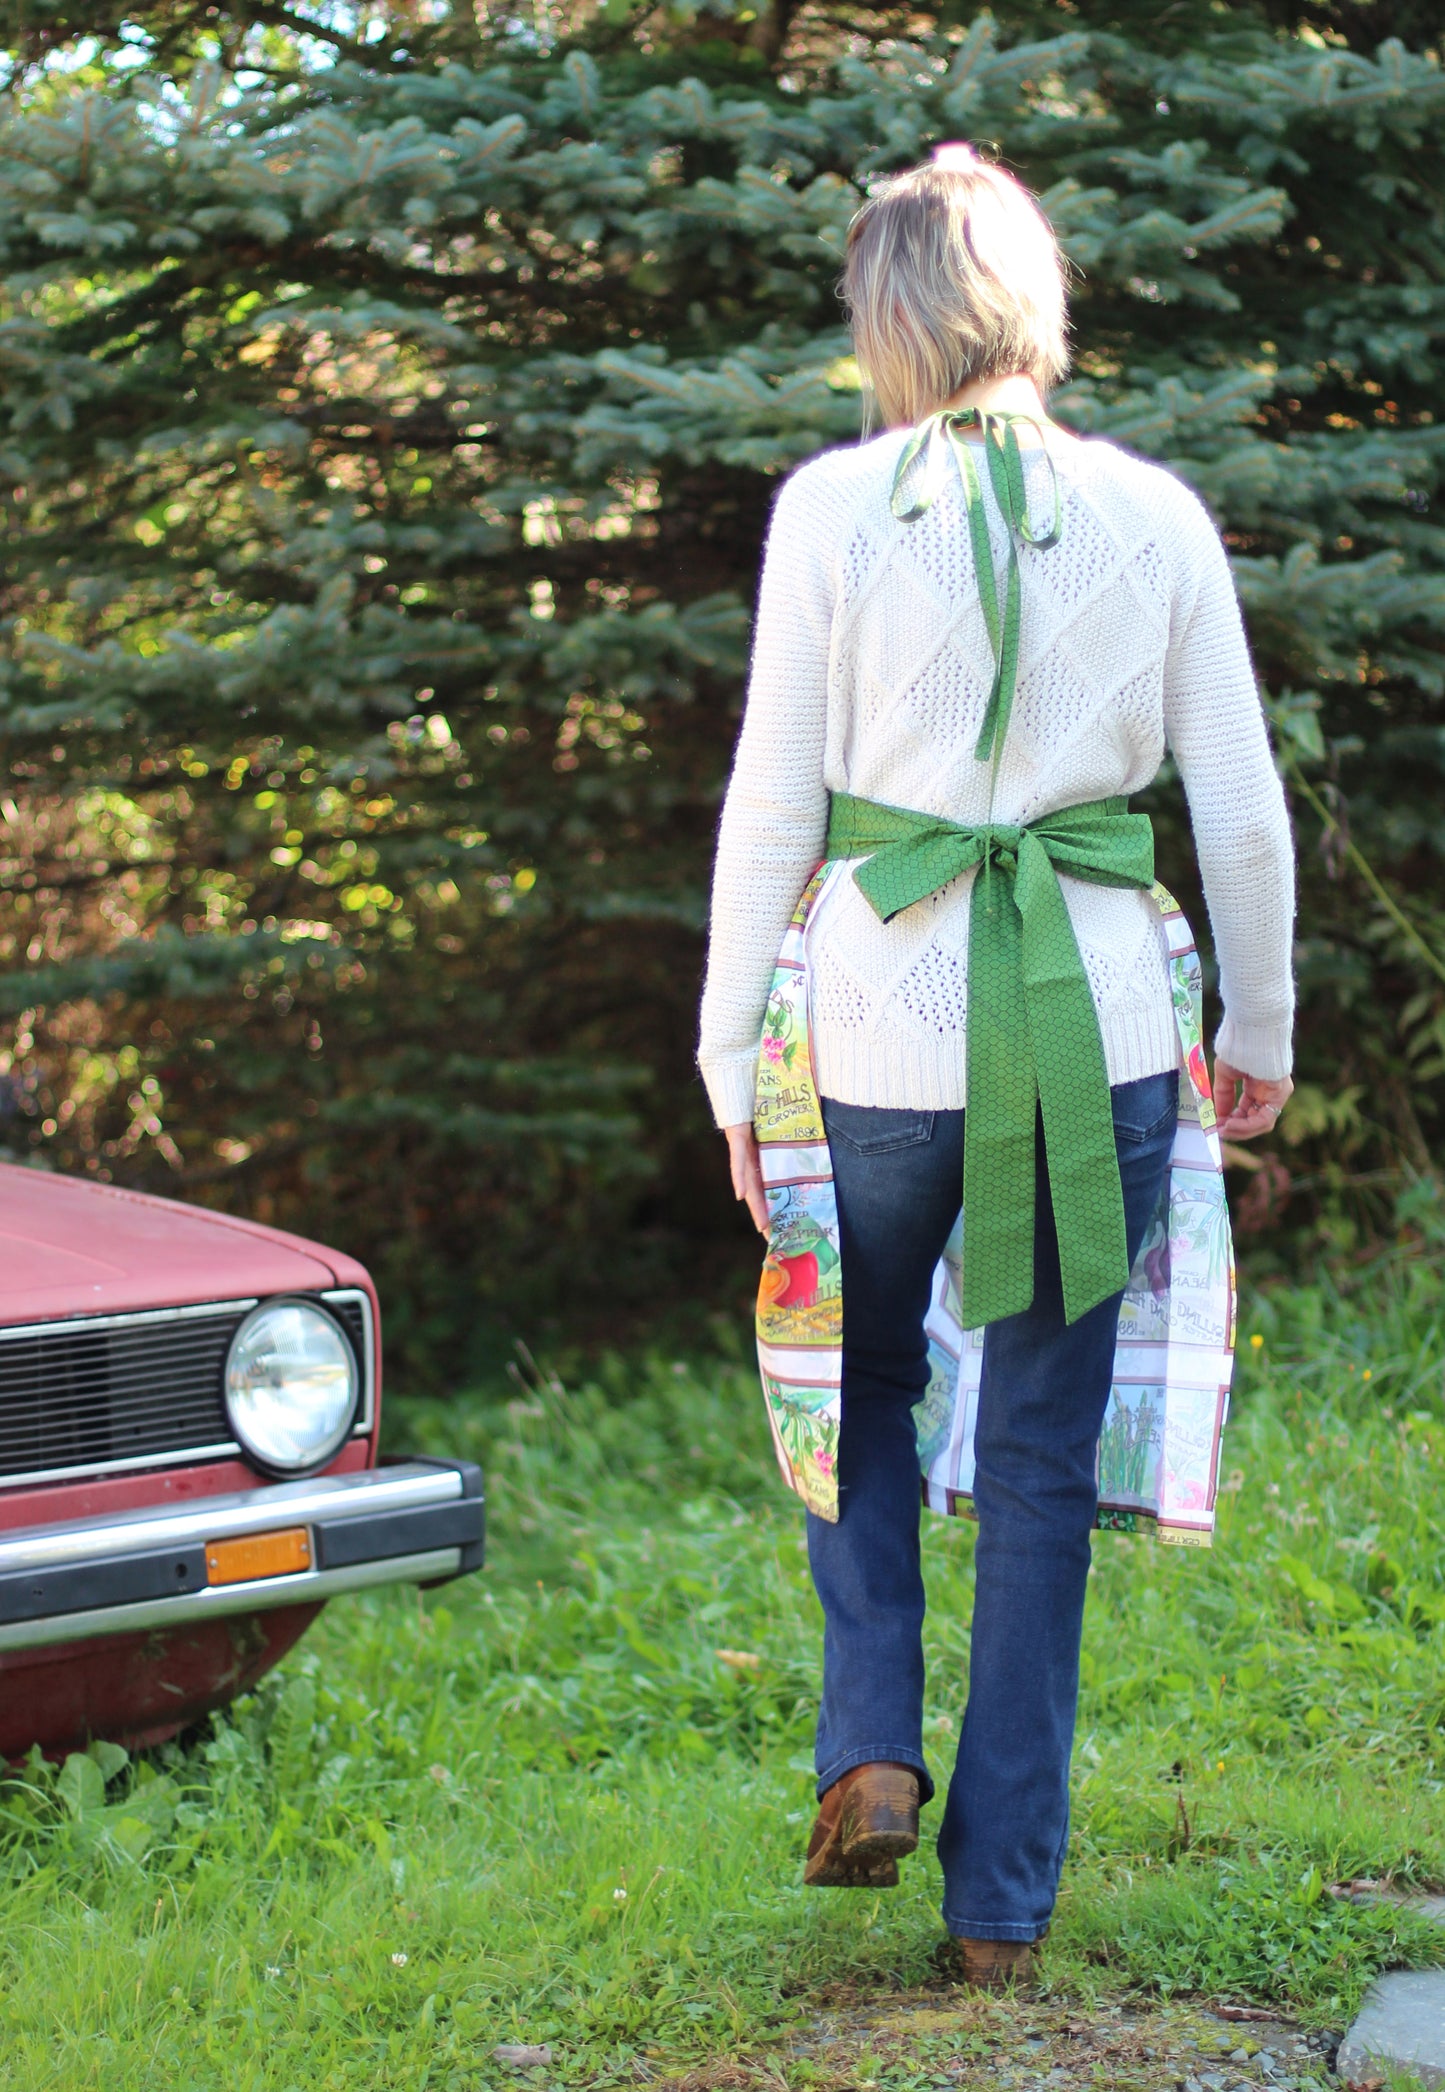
931,142,979,171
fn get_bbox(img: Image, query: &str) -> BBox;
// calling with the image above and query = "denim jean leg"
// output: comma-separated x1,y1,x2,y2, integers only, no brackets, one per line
805,1098,967,1806
937,1071,1178,1941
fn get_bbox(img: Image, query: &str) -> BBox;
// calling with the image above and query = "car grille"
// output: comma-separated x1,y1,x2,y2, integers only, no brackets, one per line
0,1293,370,1487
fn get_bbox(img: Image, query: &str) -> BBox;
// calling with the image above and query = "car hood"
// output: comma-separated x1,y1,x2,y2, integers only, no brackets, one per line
0,1163,344,1326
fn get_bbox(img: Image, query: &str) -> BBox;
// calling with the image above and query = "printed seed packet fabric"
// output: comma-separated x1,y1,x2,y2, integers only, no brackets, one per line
753,861,1236,1543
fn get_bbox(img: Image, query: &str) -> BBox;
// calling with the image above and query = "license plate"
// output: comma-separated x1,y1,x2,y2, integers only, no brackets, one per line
205,1526,312,1586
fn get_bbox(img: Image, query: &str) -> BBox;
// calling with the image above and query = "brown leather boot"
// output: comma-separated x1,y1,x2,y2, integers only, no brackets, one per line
931,1935,1040,1992
803,1762,920,1888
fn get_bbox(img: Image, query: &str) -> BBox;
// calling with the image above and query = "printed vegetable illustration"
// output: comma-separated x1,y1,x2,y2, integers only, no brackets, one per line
1143,1233,1171,1300
1188,1041,1211,1100
758,1260,789,1307
765,1249,820,1307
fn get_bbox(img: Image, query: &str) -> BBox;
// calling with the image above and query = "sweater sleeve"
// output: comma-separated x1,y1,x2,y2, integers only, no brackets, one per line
697,464,836,1127
1161,487,1296,1080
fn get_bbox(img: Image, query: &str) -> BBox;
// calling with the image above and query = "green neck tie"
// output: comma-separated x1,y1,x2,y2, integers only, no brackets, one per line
891,407,1062,776
825,793,1157,1330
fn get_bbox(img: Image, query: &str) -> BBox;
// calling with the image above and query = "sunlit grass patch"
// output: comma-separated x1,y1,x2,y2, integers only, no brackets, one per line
0,1261,1442,2086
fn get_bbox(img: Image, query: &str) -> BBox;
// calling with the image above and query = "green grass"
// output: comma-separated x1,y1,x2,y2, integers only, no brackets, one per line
2,1260,1445,2089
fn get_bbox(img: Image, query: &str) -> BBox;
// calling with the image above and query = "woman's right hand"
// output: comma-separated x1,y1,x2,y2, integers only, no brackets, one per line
724,1122,770,1236
1214,1060,1293,1141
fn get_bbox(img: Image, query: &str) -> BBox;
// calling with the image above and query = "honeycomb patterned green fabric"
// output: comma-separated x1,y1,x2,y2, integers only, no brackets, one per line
890,407,1062,772
825,791,1157,1329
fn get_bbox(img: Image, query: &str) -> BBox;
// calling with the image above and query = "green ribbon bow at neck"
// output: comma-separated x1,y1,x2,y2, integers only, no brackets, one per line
825,791,1158,1330
891,408,1062,776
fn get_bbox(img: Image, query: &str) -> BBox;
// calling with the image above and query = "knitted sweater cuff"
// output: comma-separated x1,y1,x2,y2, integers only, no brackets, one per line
699,1051,758,1130
1214,1012,1294,1082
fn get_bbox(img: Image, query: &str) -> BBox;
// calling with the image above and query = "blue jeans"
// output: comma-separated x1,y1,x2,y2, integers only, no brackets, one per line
807,1071,1178,1942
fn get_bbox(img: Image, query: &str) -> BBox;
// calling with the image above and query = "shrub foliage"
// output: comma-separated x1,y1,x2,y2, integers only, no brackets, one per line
1,0,1442,1379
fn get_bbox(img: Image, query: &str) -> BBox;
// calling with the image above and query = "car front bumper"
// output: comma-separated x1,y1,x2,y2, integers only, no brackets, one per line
0,1459,484,1652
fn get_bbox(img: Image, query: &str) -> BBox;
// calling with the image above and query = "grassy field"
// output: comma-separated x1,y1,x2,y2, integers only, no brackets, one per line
2,1257,1445,2090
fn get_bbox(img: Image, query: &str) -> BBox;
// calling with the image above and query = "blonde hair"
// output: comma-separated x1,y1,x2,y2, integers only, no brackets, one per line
843,145,1070,431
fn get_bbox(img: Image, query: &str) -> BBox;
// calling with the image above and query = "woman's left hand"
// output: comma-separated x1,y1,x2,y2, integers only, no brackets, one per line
724,1122,770,1235
1214,1060,1293,1141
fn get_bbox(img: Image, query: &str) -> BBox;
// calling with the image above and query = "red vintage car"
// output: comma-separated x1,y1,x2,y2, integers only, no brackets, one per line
0,1162,483,1759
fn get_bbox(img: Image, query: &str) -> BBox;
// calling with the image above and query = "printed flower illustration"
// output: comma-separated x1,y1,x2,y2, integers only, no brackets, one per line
759,1001,797,1076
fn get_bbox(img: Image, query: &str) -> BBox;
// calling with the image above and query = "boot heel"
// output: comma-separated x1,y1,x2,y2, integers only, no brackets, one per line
803,1762,920,1889
840,1764,920,1862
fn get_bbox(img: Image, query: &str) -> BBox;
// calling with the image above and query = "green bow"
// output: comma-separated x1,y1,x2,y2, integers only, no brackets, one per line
825,792,1157,1329
891,408,1062,776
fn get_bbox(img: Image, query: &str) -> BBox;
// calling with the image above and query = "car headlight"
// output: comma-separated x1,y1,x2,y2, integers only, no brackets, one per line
224,1298,359,1476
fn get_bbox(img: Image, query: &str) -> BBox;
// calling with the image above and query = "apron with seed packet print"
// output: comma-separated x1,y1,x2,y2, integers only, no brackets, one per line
753,864,1236,1542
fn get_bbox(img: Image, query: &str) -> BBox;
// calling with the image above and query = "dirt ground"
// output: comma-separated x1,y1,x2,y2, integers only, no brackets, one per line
661,1991,1344,2092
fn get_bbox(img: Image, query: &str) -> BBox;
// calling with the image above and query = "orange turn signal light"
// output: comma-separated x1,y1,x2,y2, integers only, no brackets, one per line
205,1526,312,1587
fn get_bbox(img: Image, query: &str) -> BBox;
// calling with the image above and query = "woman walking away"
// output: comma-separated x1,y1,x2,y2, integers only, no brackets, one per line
696,147,1295,1988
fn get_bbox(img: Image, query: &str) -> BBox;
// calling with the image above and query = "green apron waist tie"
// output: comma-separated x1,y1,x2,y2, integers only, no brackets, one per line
824,791,1158,1331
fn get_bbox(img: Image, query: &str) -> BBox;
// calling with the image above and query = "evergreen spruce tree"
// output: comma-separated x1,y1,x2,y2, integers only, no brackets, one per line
1,0,1441,1380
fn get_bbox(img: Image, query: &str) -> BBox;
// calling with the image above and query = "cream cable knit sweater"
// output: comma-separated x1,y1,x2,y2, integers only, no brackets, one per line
697,427,1296,1130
